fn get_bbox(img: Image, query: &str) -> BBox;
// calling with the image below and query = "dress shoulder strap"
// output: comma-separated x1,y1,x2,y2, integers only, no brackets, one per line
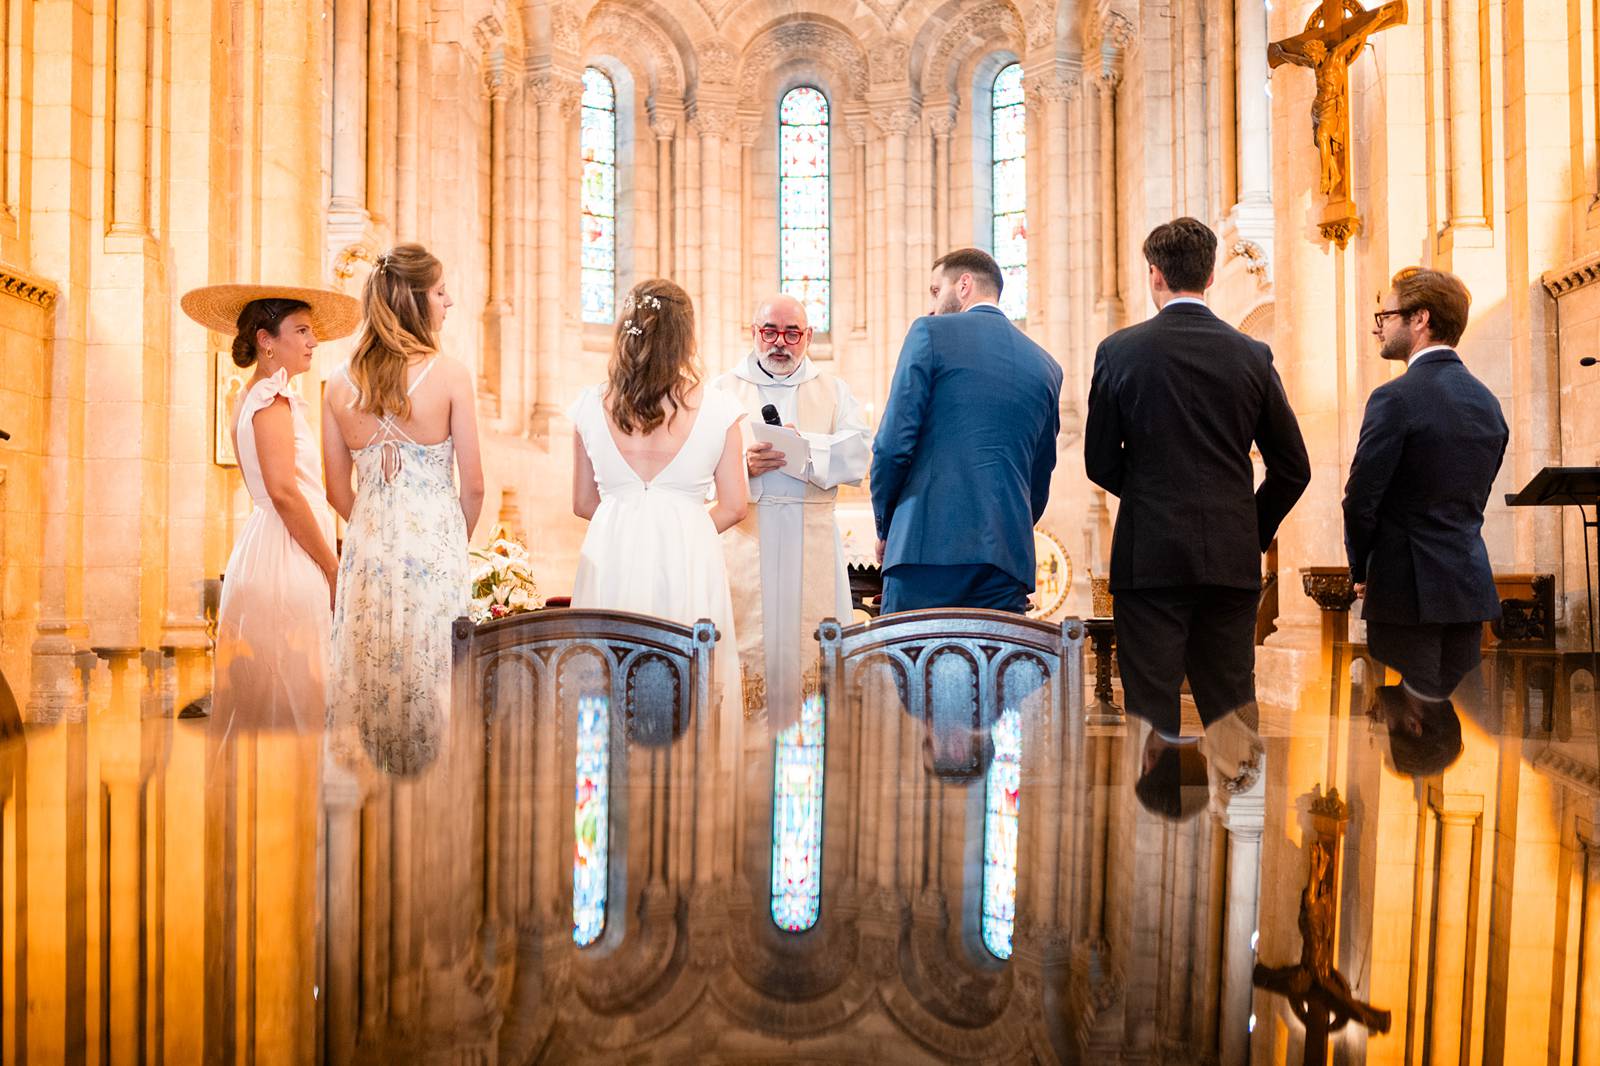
407,356,439,397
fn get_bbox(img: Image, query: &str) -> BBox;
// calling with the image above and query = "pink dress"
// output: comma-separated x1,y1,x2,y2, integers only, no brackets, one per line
213,369,335,735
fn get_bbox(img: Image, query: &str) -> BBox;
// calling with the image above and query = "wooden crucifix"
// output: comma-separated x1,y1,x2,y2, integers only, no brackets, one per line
1269,0,1407,246
1253,788,1391,1064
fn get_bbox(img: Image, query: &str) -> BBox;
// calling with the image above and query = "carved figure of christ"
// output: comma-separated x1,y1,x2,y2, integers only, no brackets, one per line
1269,0,1406,198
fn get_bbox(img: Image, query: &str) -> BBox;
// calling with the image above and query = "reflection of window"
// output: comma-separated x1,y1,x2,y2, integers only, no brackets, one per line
779,86,831,333
980,707,1021,959
573,694,610,946
581,67,617,324
771,693,826,931
991,63,1027,321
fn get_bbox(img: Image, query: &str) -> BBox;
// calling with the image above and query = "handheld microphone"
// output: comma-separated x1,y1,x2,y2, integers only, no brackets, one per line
761,403,782,426
1582,356,1598,367
0,428,10,441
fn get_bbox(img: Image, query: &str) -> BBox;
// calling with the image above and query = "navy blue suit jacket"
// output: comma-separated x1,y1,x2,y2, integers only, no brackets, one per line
1343,348,1508,625
871,305,1063,586
1085,302,1310,592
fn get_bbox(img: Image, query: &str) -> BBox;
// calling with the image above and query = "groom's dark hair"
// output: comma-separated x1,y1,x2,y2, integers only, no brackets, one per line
932,248,1003,297
1142,217,1217,293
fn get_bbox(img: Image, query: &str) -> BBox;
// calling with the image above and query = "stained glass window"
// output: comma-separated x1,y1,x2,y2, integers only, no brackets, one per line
991,63,1027,321
771,692,827,931
980,707,1022,959
573,694,610,946
779,86,831,333
581,67,617,324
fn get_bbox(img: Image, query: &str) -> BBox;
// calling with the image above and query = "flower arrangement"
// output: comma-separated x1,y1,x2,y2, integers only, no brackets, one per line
469,526,545,623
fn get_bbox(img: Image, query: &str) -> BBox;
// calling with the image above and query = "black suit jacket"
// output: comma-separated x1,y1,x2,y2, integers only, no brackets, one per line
1084,302,1310,592
1343,348,1508,625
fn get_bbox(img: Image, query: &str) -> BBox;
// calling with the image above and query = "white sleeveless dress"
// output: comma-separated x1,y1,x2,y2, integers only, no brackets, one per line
214,369,335,735
568,385,745,723
327,359,469,775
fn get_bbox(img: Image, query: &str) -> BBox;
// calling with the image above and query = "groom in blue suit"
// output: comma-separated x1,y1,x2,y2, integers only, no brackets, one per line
871,248,1063,614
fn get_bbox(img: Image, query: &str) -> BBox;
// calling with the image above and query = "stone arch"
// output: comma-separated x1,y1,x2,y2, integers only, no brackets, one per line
472,0,527,86
719,0,884,50
583,4,687,97
1238,300,1275,341
737,18,872,102
913,0,1025,99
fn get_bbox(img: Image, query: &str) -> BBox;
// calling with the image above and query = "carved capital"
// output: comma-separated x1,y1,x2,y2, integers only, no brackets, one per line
737,117,762,146
0,264,59,309
483,57,514,100
1319,215,1361,248
526,72,580,110
844,121,869,146
649,113,678,140
873,106,919,137
1033,73,1080,104
926,112,957,138
1097,66,1123,93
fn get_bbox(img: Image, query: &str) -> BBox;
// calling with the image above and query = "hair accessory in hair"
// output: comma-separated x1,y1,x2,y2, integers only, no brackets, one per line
375,251,391,273
640,293,662,310
623,319,644,337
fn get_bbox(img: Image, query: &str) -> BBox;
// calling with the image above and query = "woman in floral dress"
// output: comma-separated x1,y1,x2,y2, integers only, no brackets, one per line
323,244,484,774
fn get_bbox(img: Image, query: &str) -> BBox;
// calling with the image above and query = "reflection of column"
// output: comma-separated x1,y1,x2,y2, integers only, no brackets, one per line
530,73,577,433
111,0,149,233
1095,70,1120,311
330,0,369,217
1219,786,1265,1066
1428,798,1481,1065
322,766,363,1064
877,107,918,391
102,722,146,1062
1578,841,1600,1066
650,113,677,277
1444,0,1487,228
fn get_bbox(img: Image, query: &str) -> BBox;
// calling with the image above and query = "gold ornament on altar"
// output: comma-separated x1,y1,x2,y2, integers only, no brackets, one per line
468,526,545,624
1269,0,1407,247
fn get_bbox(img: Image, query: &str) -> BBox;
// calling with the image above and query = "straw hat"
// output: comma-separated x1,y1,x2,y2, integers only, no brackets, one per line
180,284,362,341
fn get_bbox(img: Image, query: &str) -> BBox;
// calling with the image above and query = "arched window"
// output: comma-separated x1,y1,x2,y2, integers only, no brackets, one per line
771,692,826,931
980,707,1022,958
990,63,1027,321
779,86,831,333
572,694,610,945
581,67,618,324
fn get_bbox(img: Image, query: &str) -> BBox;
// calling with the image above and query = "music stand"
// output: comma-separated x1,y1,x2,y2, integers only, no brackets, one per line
1507,468,1600,751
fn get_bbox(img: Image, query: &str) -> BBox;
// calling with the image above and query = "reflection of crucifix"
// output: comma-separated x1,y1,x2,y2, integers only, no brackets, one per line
1269,0,1406,245
1253,788,1391,1064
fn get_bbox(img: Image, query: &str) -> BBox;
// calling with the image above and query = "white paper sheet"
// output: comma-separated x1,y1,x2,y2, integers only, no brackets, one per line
750,421,812,479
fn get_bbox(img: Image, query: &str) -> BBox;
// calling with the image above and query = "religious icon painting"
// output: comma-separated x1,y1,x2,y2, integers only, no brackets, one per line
1028,528,1072,619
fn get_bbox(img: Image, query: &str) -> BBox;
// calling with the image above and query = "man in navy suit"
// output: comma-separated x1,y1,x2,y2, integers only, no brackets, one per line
871,248,1063,614
1085,217,1309,741
1345,267,1508,775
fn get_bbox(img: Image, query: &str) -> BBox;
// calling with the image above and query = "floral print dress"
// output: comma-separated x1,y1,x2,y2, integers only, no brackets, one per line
327,359,467,775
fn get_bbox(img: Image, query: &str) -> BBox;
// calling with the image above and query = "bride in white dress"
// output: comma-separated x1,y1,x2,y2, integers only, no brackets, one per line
569,279,749,724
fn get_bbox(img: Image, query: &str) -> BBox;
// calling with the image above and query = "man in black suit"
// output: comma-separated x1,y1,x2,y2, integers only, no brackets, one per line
1085,217,1310,741
1345,268,1508,775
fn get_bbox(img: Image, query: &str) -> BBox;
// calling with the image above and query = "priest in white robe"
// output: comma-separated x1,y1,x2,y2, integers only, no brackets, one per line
713,294,871,734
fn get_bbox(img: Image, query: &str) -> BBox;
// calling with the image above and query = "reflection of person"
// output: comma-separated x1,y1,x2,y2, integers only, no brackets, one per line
323,244,485,775
1368,683,1462,777
181,282,361,735
871,248,1062,614
713,294,869,732
1086,218,1309,741
1133,705,1263,822
1345,267,1506,758
568,279,748,732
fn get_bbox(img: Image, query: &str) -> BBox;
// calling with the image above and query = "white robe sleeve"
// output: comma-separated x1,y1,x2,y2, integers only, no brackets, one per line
799,378,871,490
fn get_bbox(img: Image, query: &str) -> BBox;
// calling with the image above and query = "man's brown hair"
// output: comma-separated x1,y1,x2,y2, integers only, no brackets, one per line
1390,267,1471,346
932,247,1004,297
1142,217,1217,293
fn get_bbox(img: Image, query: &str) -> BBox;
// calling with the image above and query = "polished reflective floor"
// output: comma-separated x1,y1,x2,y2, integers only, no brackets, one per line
0,618,1596,1064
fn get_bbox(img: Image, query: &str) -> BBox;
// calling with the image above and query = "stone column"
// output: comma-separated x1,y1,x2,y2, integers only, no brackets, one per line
480,66,512,420
876,106,918,393
650,111,678,278
1232,0,1273,240
110,0,150,234
739,117,759,330
1219,784,1265,1066
1038,76,1076,378
395,0,421,236
529,72,578,435
690,106,732,363
928,113,954,259
1578,840,1600,1066
1428,795,1482,1065
848,120,869,334
1095,69,1121,320
1444,0,1488,231
329,0,369,225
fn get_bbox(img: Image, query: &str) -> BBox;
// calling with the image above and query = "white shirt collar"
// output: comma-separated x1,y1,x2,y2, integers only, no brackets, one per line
731,350,817,387
1162,296,1209,309
965,300,1004,313
1407,343,1453,367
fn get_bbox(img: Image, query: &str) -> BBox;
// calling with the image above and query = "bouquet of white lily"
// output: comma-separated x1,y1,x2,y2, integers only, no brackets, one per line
468,526,545,624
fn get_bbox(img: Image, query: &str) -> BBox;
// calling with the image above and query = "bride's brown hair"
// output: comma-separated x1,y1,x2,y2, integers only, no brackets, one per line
350,243,441,420
606,279,699,434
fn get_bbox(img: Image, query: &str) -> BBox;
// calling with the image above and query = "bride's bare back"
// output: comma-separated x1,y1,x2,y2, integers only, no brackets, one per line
602,384,707,483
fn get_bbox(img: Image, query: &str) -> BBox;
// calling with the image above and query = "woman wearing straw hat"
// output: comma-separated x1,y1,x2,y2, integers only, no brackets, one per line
181,283,361,733
322,244,484,775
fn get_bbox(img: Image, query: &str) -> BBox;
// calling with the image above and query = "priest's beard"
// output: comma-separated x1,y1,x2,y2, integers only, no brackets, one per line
758,346,800,377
